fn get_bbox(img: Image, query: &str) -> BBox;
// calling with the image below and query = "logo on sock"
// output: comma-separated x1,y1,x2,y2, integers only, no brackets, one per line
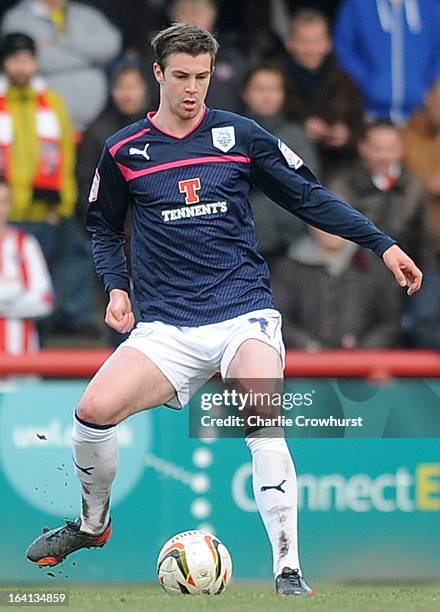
260,479,286,493
73,456,95,476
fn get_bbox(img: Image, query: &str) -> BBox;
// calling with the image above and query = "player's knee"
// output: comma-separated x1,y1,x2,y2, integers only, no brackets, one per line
228,339,282,378
76,393,119,426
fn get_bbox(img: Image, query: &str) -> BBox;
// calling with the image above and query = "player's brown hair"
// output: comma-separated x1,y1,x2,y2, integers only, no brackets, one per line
151,23,219,71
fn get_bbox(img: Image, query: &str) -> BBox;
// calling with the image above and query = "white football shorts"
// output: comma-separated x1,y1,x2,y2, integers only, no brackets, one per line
120,308,285,409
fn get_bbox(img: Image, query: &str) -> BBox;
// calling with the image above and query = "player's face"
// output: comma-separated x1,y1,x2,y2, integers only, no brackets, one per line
154,52,212,121
359,128,404,174
112,69,147,116
243,70,285,117
287,21,331,71
0,184,12,230
3,51,38,86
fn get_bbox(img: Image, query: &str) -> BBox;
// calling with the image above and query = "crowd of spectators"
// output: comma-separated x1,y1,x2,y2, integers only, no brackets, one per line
0,0,439,354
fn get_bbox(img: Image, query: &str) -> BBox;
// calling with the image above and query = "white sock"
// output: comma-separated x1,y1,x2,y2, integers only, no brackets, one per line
72,412,118,535
246,428,301,577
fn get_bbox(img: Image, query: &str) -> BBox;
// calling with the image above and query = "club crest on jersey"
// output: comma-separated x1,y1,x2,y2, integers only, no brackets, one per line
211,126,235,153
179,177,201,204
278,139,303,170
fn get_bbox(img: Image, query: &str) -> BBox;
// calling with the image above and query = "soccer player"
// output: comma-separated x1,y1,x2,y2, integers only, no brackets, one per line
26,24,422,596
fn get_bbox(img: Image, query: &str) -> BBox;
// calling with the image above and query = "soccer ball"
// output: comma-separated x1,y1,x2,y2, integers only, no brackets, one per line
157,530,232,595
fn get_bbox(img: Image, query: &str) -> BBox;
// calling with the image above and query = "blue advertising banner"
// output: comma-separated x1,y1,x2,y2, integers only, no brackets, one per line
0,380,439,583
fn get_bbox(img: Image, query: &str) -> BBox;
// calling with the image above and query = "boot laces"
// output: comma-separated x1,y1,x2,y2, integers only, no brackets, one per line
282,568,301,587
46,519,81,541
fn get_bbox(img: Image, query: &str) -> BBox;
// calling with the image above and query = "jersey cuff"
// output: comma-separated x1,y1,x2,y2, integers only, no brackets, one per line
103,273,130,294
374,236,397,258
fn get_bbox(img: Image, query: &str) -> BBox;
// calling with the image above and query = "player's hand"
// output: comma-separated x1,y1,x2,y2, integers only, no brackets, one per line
382,244,423,296
105,289,135,333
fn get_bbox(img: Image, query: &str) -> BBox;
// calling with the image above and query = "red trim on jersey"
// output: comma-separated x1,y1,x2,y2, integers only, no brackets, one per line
109,128,151,159
147,105,207,140
117,154,251,182
17,231,30,288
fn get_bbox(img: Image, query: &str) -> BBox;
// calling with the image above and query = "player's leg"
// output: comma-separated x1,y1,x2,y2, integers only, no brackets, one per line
225,339,313,596
72,346,175,534
224,336,283,378
26,346,176,566
76,344,177,425
225,340,300,572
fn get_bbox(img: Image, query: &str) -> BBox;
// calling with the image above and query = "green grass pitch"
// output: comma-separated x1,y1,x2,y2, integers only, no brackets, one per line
2,583,440,612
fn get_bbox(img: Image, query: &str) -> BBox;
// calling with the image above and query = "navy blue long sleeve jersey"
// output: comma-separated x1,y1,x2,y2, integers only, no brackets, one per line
87,107,396,326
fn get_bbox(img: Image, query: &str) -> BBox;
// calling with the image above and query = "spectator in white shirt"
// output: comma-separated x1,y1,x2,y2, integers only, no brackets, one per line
0,179,53,354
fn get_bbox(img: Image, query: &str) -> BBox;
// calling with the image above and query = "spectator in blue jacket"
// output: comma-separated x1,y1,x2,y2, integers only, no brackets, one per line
334,0,440,124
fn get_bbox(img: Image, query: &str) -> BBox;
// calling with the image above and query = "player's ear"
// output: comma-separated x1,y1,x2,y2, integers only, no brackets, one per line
153,62,165,85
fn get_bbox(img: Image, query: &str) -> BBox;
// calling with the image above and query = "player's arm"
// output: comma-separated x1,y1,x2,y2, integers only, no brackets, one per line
86,146,134,333
249,122,423,295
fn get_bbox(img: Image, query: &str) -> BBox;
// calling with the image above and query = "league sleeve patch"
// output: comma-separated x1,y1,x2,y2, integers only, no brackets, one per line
278,139,304,170
88,169,100,203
